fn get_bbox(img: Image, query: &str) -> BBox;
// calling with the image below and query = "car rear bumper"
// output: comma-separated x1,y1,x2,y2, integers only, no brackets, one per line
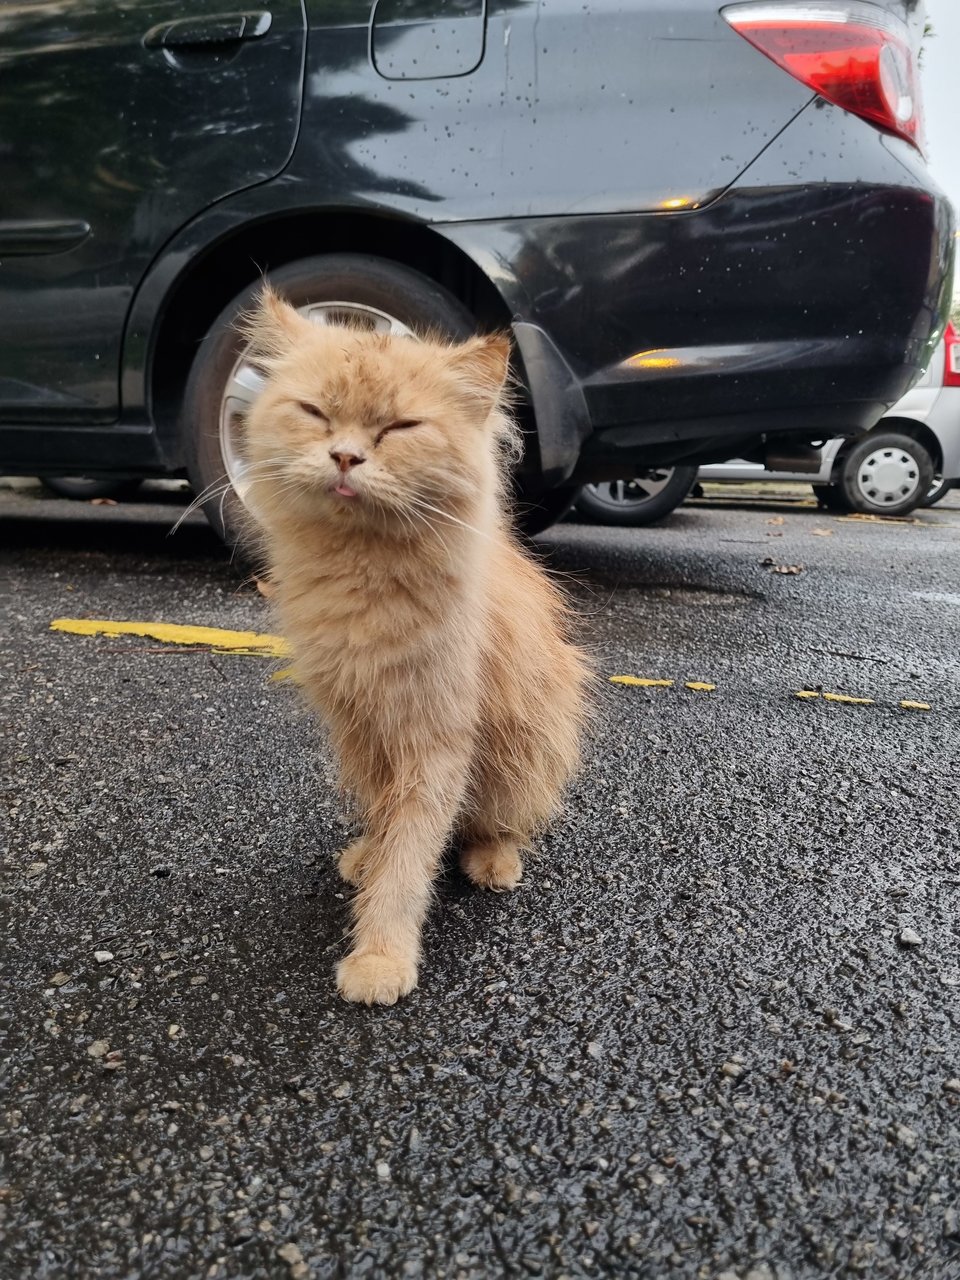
439,105,955,485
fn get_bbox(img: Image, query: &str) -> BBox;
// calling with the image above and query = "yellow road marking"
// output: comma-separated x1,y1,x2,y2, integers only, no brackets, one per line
50,618,290,658
795,690,875,705
609,676,716,691
49,625,935,711
609,676,675,688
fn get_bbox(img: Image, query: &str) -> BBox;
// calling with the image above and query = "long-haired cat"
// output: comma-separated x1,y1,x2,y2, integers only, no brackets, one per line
241,288,590,1004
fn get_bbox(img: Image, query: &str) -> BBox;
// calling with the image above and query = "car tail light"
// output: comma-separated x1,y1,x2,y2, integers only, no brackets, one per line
722,2,923,152
945,323,960,389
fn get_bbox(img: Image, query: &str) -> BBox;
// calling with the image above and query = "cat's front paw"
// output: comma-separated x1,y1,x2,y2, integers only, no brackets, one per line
337,837,371,886
460,840,523,891
336,950,418,1005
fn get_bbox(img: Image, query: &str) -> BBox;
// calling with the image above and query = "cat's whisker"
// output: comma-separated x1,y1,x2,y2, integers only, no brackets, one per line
169,459,300,536
406,497,493,542
397,500,450,547
169,480,233,534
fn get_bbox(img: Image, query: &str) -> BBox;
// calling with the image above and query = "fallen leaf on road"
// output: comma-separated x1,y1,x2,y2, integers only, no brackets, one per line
760,558,804,574
90,498,117,506
767,516,785,525
811,528,834,536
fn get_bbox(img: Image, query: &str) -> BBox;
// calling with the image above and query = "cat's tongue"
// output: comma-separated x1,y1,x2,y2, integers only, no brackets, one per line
334,481,358,498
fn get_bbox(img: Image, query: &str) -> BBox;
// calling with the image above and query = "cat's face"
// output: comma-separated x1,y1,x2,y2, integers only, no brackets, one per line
240,290,512,529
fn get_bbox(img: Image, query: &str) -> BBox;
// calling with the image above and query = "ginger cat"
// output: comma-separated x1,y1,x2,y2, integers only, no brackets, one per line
241,289,590,1004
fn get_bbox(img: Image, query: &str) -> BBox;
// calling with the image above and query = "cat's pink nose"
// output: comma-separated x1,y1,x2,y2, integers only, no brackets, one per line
330,449,366,472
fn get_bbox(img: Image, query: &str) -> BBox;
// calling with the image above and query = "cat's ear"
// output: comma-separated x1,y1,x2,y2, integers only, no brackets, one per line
239,285,314,363
446,333,512,418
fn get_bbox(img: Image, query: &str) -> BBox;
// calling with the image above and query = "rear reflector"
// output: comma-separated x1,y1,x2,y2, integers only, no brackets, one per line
945,323,960,389
723,2,923,151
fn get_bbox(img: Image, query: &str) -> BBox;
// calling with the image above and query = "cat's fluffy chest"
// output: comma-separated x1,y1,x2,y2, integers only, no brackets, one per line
273,528,485,667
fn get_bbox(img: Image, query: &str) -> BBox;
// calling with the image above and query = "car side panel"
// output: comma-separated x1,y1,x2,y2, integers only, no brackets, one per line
0,0,306,422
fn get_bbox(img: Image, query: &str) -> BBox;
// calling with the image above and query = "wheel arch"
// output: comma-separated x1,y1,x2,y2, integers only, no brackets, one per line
832,417,943,476
142,210,519,464
874,417,944,474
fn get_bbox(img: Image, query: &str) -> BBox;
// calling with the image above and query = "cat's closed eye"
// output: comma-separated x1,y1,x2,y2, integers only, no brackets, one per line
376,420,421,444
297,401,328,421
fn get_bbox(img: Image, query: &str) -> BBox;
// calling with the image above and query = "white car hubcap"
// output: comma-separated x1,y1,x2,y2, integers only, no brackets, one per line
855,447,920,507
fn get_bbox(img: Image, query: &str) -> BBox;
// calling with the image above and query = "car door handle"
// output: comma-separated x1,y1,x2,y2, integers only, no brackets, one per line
143,11,272,50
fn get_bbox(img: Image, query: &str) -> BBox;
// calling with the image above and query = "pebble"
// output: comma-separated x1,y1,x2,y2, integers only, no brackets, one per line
86,1040,110,1058
93,951,114,964
199,1146,214,1161
376,1160,391,1181
898,928,922,947
49,972,71,987
721,1061,744,1078
277,1241,308,1278
332,1081,352,1099
943,1079,960,1094
892,1124,917,1148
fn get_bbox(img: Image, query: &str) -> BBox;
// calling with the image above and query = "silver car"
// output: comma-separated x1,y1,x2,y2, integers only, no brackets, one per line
576,322,960,524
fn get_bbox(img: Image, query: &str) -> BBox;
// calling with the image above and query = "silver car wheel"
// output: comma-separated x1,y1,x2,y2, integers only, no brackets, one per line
584,470,676,510
218,301,415,506
854,446,921,507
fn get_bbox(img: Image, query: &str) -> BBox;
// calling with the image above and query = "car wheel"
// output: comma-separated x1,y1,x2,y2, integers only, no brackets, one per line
41,476,142,501
837,432,934,517
811,483,851,513
574,466,698,526
923,475,953,507
181,254,477,558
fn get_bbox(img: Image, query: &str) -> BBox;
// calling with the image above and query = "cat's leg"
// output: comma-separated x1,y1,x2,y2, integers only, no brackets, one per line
459,836,523,891
458,754,531,891
337,836,371,886
336,752,470,1005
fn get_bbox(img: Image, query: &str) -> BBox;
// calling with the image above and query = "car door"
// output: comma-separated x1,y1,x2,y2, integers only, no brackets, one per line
0,0,305,424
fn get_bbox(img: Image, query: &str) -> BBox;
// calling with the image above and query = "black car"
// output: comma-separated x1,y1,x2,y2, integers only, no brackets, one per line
0,0,953,540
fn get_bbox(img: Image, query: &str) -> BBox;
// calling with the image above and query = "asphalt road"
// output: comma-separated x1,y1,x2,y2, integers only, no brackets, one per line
3,479,959,1280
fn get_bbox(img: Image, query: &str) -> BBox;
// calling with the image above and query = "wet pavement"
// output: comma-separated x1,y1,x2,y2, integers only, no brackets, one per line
2,479,960,1280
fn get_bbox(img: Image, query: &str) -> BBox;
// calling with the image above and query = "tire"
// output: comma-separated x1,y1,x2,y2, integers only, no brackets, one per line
42,476,142,501
515,484,580,536
811,483,851,513
837,431,934,517
573,466,698,526
180,255,477,558
924,475,953,507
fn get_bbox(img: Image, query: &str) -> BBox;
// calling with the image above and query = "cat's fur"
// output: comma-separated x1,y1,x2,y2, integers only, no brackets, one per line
242,288,590,1004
